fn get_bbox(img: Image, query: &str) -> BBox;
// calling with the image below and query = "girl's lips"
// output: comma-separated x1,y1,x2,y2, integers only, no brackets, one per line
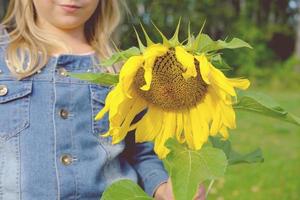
60,4,81,13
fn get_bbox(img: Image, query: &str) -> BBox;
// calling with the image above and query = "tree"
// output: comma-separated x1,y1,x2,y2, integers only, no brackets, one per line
294,1,300,72
0,0,8,20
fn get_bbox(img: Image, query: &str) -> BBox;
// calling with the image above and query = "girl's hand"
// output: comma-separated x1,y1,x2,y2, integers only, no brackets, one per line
154,178,206,200
153,179,174,200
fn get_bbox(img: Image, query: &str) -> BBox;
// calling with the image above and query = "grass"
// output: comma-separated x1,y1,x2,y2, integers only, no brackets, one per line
208,88,300,200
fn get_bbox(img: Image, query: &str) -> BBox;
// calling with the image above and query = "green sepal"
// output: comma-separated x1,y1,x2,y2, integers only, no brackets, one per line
234,91,300,126
185,21,194,49
140,22,154,46
164,138,227,200
189,21,207,52
101,179,153,200
133,27,146,52
151,21,170,47
210,136,264,165
169,18,182,47
68,72,119,86
100,47,141,67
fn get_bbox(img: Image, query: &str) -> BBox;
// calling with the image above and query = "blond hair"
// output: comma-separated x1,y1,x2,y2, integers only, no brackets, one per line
0,0,120,80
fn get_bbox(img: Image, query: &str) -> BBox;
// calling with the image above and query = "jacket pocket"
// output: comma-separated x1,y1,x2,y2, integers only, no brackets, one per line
89,84,125,160
0,80,32,141
90,84,111,135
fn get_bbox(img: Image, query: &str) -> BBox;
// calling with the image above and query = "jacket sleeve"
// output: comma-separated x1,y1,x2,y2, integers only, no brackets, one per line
122,110,169,197
123,132,169,197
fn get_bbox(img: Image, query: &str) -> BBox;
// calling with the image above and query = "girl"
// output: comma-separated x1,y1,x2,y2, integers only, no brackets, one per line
0,0,205,199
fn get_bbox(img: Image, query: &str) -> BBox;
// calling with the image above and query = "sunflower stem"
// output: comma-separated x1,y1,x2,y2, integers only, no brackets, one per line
205,179,215,199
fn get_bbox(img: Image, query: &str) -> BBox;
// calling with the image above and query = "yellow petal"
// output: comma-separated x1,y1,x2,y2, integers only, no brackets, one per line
112,98,147,144
154,112,176,158
140,44,168,90
95,85,136,139
175,113,185,143
206,88,222,136
135,106,162,142
220,102,236,129
95,85,121,121
175,46,197,79
161,111,176,143
196,56,236,98
140,58,154,91
219,126,229,140
143,44,168,59
120,55,144,98
120,56,144,79
195,54,211,84
95,105,109,121
183,110,195,149
110,96,135,127
102,127,120,138
190,106,209,149
211,84,233,105
228,78,250,90
106,85,128,123
210,65,236,96
210,103,222,136
197,96,213,123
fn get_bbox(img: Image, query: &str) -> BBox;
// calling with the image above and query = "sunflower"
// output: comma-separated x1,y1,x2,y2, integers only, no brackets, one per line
95,21,251,158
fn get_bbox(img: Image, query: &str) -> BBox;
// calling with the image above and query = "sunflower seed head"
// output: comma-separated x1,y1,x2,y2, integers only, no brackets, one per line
134,49,208,111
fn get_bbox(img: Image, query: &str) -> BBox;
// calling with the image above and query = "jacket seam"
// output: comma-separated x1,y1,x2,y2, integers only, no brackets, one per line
52,57,60,200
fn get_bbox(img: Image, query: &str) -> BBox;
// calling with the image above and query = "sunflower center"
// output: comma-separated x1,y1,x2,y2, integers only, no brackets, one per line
133,49,208,111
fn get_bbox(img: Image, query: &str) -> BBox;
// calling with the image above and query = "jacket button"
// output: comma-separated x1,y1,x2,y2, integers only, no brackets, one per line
57,67,68,76
60,154,73,166
0,85,8,96
59,108,69,119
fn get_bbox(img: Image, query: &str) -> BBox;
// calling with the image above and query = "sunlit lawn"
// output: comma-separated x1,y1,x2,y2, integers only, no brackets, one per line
208,88,300,200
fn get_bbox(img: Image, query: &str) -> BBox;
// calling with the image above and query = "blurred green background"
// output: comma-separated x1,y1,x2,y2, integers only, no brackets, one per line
1,0,299,199
117,0,300,91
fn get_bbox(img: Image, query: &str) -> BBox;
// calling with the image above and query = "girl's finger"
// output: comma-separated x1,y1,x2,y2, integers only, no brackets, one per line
193,184,206,200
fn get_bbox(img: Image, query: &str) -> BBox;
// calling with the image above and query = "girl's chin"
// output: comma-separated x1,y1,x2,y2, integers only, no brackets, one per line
54,19,84,30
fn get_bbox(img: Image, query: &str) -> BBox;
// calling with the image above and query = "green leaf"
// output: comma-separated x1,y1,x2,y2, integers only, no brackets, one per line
192,33,214,53
164,138,227,200
210,54,232,71
101,179,153,200
234,91,300,126
210,136,264,165
193,34,252,53
68,72,119,86
202,37,253,53
228,149,264,165
101,47,141,66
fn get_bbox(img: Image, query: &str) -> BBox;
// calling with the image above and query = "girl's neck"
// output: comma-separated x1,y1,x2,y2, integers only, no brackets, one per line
51,50,96,57
37,19,94,55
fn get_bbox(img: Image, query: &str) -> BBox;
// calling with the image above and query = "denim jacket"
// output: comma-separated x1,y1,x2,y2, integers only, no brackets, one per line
0,29,168,200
